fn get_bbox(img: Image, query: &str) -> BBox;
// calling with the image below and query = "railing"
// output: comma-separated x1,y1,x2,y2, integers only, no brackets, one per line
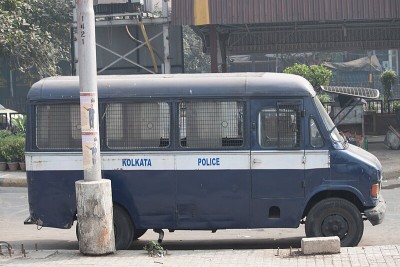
388,98,400,114
365,100,384,114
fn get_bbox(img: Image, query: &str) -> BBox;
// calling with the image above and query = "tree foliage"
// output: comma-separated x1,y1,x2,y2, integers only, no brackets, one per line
0,0,72,79
182,26,210,73
380,70,397,112
283,63,332,88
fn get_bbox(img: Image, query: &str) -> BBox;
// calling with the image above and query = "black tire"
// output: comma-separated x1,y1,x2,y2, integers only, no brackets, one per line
133,229,147,240
305,198,364,247
76,223,80,241
114,205,134,250
75,205,136,250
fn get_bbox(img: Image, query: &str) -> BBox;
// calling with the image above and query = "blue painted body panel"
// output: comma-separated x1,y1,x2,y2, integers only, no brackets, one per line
27,171,79,228
329,144,381,207
27,168,310,229
251,169,304,199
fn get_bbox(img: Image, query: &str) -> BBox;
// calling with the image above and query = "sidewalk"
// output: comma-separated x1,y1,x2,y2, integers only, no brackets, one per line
1,245,400,266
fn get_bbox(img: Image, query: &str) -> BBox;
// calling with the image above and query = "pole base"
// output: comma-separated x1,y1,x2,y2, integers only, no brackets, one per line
76,179,115,255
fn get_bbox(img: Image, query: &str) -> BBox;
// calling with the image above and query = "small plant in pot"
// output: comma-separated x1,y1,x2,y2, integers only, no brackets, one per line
0,143,7,171
3,136,20,171
0,130,14,171
15,136,26,171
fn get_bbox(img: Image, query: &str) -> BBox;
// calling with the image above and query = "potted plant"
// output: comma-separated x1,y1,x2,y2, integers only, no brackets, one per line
15,135,26,171
3,136,20,171
0,130,13,171
0,139,7,171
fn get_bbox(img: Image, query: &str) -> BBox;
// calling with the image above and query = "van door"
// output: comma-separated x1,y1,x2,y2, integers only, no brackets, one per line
175,100,250,229
250,99,305,227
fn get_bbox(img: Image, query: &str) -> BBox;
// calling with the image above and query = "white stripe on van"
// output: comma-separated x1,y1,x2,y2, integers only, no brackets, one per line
25,150,329,171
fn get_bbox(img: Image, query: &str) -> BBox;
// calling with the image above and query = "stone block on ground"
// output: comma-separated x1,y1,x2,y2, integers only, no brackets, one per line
301,236,340,255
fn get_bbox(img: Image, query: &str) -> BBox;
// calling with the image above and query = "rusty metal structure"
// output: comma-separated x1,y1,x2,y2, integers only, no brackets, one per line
172,0,400,72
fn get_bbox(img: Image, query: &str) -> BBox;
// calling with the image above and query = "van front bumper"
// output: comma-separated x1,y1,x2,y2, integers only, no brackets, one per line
364,195,386,226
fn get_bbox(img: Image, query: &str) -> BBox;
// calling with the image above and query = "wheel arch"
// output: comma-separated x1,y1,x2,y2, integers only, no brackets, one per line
302,189,365,218
73,200,136,227
113,200,136,227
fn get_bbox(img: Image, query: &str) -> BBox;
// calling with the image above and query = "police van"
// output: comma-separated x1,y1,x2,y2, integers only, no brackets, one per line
24,72,386,249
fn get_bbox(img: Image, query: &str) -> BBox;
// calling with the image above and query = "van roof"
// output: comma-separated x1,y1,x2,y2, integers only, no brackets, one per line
27,72,316,101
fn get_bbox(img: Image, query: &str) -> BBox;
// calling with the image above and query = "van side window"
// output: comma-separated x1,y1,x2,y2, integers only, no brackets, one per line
36,104,81,150
310,118,324,148
258,105,301,149
179,101,244,148
105,102,170,149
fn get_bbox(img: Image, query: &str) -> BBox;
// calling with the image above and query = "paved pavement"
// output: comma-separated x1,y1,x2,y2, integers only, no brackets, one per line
1,135,399,266
1,245,400,266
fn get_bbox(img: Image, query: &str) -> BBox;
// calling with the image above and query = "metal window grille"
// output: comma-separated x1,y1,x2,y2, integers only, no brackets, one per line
259,104,301,149
36,104,81,150
106,102,170,149
179,101,244,148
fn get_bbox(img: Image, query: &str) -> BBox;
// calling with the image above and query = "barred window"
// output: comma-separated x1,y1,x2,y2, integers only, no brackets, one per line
105,102,170,149
36,104,81,150
258,104,301,149
179,101,244,148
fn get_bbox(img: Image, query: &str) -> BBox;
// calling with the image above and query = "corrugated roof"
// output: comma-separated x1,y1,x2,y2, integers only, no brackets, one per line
172,0,400,25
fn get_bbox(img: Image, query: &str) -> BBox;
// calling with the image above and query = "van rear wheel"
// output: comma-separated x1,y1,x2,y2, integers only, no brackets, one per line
114,205,134,250
76,205,135,250
305,198,364,247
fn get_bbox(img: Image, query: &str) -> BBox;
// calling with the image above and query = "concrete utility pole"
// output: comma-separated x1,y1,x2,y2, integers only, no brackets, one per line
162,0,171,74
75,0,115,255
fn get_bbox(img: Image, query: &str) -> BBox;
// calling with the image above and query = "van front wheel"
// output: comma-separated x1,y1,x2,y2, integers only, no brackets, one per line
305,198,364,247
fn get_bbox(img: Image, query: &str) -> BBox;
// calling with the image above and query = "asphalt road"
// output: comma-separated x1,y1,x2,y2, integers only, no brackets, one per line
0,183,399,252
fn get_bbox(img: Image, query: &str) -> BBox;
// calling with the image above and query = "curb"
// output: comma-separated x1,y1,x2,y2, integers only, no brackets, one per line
0,171,27,187
0,177,27,187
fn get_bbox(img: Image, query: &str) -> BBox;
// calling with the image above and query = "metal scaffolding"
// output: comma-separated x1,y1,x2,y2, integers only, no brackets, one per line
72,0,172,75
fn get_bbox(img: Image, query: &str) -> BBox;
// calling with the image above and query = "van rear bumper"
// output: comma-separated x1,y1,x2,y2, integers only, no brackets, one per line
364,195,386,226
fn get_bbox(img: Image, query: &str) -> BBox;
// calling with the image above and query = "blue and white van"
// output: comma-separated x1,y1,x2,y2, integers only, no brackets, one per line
24,73,386,249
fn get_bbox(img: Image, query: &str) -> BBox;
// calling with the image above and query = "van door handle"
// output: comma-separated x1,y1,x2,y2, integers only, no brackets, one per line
252,159,262,164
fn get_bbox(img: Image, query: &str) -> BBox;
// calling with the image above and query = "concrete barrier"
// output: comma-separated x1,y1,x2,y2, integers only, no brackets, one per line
301,236,340,255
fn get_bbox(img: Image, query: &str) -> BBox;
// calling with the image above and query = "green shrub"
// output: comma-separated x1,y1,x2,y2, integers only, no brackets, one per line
0,134,26,162
0,130,13,139
0,130,13,161
14,136,26,162
380,70,397,113
0,138,6,162
393,101,400,111
283,63,332,88
11,115,27,134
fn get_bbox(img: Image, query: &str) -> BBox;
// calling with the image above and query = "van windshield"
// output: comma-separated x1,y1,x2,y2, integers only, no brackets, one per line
314,97,345,145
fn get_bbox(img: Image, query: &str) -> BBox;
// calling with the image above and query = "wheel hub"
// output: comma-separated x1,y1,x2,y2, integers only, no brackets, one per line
321,215,348,238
